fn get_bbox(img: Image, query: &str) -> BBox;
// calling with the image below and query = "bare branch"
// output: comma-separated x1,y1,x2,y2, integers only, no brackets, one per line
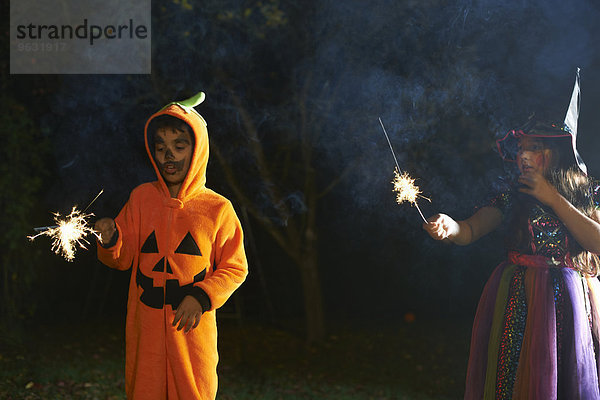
222,86,294,228
317,161,356,199
211,141,297,259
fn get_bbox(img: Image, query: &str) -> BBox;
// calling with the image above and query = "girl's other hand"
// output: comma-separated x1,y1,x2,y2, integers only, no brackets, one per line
518,171,560,206
423,213,459,240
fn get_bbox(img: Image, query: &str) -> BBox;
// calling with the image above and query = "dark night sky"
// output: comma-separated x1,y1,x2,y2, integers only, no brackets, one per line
6,0,600,325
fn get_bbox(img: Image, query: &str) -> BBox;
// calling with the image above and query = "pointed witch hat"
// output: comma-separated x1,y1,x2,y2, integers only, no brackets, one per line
496,68,587,175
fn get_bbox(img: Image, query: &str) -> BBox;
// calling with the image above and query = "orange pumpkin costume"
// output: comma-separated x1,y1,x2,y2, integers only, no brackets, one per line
97,93,248,399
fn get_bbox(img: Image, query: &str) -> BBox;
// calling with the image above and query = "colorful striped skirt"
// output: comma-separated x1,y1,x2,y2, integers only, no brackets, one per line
465,252,600,399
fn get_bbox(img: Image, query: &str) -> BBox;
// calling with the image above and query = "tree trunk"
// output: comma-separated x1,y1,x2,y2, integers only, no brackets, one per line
2,254,10,326
298,231,325,343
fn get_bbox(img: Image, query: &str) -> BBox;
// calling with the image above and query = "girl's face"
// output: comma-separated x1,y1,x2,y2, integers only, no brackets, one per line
516,137,555,175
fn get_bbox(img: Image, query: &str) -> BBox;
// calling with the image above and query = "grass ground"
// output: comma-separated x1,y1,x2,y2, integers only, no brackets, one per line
0,316,471,399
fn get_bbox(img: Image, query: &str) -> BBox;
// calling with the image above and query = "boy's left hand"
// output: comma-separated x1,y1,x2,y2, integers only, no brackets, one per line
173,295,203,333
518,171,560,206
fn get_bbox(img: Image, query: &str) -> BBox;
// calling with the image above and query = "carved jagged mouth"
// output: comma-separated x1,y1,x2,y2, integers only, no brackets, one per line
136,266,206,309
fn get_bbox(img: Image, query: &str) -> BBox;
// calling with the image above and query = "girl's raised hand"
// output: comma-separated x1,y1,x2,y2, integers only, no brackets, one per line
518,171,560,207
423,213,460,240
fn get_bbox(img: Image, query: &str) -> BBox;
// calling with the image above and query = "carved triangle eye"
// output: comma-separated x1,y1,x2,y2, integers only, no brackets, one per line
141,231,159,253
175,232,202,256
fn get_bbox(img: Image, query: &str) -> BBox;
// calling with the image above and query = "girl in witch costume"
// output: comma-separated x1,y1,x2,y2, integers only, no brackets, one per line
94,92,248,399
423,71,600,399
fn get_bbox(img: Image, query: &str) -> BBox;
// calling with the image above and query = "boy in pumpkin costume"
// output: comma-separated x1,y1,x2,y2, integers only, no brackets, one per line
95,92,248,399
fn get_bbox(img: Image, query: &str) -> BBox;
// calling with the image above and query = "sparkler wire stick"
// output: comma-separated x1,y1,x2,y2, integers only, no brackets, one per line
32,189,104,233
34,225,58,233
378,118,402,172
378,118,429,223
83,189,104,213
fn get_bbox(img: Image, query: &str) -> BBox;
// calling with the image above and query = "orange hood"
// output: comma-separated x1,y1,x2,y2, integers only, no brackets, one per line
143,95,209,202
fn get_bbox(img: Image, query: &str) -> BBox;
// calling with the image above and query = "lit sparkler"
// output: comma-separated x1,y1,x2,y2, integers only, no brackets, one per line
392,168,430,222
379,118,430,223
28,190,104,262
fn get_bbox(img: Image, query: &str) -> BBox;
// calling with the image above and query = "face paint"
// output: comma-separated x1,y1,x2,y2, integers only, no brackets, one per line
157,158,185,174
516,137,554,175
153,126,193,196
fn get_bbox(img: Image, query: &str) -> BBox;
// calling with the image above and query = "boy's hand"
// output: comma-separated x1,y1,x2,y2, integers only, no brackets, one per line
173,295,203,333
518,171,560,207
423,213,459,240
94,218,116,245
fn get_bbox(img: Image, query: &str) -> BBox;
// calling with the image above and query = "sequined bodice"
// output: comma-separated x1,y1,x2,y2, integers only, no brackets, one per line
528,204,568,258
486,182,600,259
486,189,572,258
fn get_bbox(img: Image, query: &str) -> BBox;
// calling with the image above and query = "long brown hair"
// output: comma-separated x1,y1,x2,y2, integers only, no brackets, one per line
550,168,600,276
508,165,600,276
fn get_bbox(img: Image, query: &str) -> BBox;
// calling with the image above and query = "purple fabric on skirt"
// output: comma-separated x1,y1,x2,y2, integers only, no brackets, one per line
464,261,508,400
561,268,599,398
465,256,600,400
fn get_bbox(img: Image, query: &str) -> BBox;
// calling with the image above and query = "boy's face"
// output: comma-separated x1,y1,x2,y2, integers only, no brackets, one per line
153,126,193,188
516,137,554,175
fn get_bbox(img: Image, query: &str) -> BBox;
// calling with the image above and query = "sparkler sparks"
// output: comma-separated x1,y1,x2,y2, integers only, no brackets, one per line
379,118,430,223
392,168,430,222
28,207,100,262
28,190,104,262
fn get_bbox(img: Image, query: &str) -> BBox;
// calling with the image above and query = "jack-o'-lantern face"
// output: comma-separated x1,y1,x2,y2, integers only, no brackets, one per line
136,230,207,309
